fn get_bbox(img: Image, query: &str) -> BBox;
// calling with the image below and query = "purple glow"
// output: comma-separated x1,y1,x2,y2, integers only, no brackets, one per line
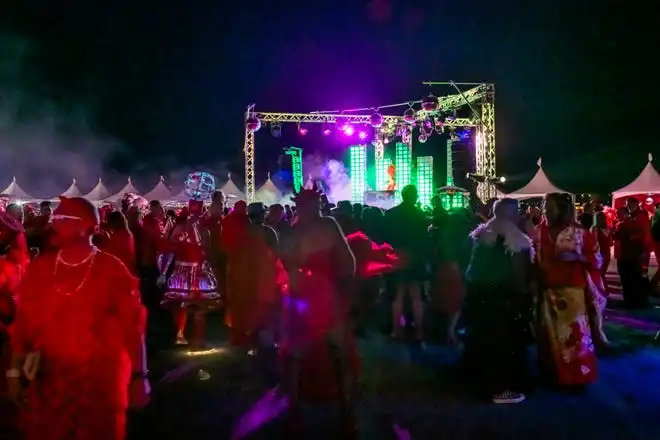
358,131,367,140
299,127,308,135
323,129,331,136
343,125,355,136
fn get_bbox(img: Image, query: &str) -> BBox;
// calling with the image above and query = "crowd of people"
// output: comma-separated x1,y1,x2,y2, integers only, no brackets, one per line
0,185,656,439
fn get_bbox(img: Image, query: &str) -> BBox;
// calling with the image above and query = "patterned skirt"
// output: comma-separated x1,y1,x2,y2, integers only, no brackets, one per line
161,261,221,311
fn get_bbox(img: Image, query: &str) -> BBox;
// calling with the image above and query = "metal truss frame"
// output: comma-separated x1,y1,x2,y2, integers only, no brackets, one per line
243,83,496,202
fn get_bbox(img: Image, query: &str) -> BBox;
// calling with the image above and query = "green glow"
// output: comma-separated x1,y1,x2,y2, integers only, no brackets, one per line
395,142,412,202
349,145,366,204
285,146,303,193
416,156,433,208
375,155,391,190
446,138,454,186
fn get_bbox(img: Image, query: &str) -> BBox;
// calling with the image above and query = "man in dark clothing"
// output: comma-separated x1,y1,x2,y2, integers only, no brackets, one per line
384,184,429,340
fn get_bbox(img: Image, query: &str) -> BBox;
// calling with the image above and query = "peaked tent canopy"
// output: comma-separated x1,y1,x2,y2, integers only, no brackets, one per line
0,177,33,200
83,178,111,202
221,173,246,201
143,176,172,201
255,173,282,205
166,189,189,204
60,178,83,198
612,153,660,200
107,177,141,202
506,158,570,200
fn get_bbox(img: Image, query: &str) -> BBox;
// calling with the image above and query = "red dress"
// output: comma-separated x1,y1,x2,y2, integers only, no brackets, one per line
11,251,145,440
100,230,137,276
283,248,360,401
536,222,599,385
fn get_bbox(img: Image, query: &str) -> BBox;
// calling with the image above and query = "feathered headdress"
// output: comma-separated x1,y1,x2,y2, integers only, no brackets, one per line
291,181,323,205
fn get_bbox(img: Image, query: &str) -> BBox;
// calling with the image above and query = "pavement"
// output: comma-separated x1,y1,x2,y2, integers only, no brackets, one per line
3,258,660,440
125,259,660,440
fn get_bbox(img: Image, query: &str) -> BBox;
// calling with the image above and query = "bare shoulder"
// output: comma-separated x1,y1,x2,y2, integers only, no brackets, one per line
96,249,133,278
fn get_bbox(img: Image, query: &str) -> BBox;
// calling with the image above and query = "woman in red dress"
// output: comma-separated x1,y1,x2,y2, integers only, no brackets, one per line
280,184,359,437
100,211,137,276
7,196,149,440
536,193,600,387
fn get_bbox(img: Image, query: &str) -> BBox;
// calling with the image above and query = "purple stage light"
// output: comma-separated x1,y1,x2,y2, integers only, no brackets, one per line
343,125,355,136
323,128,332,135
358,131,367,140
299,127,308,135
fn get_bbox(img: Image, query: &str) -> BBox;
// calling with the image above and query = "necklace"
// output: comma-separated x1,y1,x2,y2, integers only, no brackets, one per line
53,248,99,296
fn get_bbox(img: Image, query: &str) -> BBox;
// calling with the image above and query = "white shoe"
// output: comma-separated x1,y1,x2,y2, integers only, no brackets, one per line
492,390,526,404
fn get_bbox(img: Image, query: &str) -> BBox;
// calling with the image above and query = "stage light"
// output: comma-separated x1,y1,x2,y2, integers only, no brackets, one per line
403,108,416,124
358,130,367,140
369,110,384,128
421,94,439,112
245,115,261,132
335,117,348,131
343,125,355,136
418,133,428,143
383,137,390,144
270,123,282,138
499,176,506,183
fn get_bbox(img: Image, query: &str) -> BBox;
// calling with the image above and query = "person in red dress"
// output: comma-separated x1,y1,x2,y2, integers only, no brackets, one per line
0,211,29,401
536,193,600,387
279,183,358,437
7,196,150,440
159,200,219,347
100,211,138,276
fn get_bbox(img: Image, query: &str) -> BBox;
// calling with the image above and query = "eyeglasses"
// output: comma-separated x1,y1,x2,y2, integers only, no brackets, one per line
49,214,83,222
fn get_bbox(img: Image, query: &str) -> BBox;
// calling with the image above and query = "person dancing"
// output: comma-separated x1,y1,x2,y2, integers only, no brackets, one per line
279,183,358,437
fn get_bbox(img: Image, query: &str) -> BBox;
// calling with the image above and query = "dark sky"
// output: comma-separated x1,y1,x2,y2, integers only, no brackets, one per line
1,0,658,193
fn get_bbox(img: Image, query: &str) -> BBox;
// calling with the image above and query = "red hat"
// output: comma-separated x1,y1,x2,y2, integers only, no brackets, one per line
53,196,100,230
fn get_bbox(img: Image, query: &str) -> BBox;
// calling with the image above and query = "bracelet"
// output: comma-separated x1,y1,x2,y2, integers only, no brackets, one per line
131,370,149,381
5,368,21,379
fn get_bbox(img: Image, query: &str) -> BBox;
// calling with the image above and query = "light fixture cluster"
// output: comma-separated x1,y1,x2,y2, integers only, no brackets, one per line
245,92,472,145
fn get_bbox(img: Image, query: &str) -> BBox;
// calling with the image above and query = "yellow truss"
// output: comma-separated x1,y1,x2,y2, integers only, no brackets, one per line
243,84,496,203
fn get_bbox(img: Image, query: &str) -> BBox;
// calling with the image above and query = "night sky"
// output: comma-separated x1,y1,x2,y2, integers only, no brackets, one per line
1,0,658,195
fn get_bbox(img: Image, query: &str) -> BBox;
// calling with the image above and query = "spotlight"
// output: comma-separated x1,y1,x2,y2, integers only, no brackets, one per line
298,123,308,136
270,123,282,138
335,117,348,131
343,125,355,136
499,176,506,183
245,115,261,132
322,122,332,136
403,108,416,124
358,131,367,140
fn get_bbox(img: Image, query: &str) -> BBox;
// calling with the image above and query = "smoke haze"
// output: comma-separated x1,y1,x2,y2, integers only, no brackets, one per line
0,32,121,199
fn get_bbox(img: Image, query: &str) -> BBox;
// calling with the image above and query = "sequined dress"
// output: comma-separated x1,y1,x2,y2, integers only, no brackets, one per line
161,220,220,311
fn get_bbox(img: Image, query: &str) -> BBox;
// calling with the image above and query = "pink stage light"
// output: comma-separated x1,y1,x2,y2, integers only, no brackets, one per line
299,127,308,135
343,125,355,136
358,131,367,140
322,128,332,135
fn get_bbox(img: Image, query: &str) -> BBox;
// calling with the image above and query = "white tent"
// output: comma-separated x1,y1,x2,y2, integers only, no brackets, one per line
0,177,33,201
255,173,282,205
83,178,111,202
506,158,570,200
107,177,141,202
143,176,172,201
165,189,189,204
612,153,660,200
60,178,83,197
221,173,246,201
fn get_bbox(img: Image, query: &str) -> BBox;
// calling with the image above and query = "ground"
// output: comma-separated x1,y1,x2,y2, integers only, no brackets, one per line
125,262,660,440
2,262,660,439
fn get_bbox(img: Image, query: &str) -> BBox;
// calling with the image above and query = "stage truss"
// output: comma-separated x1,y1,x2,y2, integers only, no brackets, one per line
243,83,496,202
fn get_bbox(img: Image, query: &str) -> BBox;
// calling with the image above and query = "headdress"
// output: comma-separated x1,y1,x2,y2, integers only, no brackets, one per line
291,181,323,205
